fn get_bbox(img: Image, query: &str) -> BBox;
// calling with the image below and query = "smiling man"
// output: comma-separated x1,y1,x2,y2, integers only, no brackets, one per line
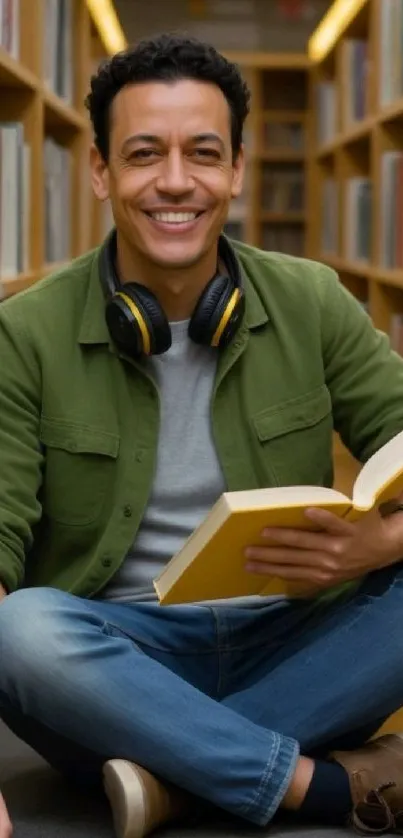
2,33,403,838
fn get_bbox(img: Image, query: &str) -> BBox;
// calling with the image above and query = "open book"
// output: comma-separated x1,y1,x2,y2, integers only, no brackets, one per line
153,430,403,605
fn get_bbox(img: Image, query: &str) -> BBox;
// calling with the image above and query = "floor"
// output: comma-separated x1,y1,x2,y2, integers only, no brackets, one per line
0,440,398,836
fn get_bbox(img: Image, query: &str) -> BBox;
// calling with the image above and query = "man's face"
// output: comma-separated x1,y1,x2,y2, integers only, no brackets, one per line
92,79,244,270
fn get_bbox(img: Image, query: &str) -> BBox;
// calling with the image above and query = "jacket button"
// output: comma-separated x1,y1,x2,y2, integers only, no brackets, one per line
102,556,112,567
123,504,132,517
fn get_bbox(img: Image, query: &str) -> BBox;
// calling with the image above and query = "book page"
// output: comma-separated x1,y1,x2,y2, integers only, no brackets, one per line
353,430,403,509
226,484,349,511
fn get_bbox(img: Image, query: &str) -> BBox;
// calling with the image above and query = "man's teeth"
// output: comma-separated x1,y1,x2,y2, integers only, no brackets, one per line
151,212,197,223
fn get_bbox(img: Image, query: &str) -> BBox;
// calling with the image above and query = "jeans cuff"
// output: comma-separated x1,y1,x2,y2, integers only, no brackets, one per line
241,733,300,826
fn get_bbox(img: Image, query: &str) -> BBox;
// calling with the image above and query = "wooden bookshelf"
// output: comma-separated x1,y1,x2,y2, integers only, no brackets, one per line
307,0,403,343
0,0,107,300
222,53,310,259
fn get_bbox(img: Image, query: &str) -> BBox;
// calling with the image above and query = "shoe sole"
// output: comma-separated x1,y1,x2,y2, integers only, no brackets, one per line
103,759,147,838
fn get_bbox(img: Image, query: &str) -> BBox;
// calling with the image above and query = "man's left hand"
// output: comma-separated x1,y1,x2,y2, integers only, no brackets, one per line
245,504,403,593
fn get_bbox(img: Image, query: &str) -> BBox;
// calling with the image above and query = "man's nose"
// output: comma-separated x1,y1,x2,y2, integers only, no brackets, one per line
155,150,194,195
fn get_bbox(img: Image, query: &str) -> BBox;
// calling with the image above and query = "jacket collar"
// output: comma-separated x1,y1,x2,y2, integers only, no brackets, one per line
78,237,269,346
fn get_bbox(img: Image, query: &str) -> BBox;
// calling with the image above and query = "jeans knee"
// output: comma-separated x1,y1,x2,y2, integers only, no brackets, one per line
0,587,70,692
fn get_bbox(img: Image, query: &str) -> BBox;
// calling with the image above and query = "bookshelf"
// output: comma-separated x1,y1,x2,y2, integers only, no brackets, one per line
0,0,106,300
220,52,310,258
307,0,403,345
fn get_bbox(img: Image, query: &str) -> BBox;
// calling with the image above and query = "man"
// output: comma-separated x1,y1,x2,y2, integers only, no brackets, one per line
1,32,403,838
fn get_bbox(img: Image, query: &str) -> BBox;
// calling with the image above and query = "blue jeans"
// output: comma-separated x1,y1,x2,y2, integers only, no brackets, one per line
1,563,403,826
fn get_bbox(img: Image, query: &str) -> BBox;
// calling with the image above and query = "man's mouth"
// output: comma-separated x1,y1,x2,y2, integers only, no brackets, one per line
144,211,204,225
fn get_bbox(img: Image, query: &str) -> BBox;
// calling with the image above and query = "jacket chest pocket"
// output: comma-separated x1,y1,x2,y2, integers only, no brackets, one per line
252,385,334,486
39,418,120,526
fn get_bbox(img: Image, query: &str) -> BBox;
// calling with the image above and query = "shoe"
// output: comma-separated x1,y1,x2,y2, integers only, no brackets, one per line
103,759,190,838
331,734,403,834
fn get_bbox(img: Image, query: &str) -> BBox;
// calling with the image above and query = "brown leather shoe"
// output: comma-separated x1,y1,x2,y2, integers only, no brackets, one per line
331,734,403,834
103,759,191,838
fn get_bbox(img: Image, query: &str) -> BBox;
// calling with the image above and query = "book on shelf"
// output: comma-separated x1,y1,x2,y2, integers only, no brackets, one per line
380,0,403,107
44,137,71,263
343,39,369,127
321,178,338,256
316,81,336,146
261,226,304,256
0,122,30,282
263,121,304,152
153,430,403,605
262,164,304,213
380,150,403,268
390,312,403,355
0,0,19,59
345,177,372,263
43,0,73,103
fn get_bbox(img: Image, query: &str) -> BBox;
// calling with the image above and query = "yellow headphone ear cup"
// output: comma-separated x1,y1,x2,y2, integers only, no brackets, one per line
211,288,242,347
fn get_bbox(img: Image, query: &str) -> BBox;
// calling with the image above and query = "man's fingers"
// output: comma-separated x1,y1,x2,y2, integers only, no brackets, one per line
0,793,12,837
245,545,340,570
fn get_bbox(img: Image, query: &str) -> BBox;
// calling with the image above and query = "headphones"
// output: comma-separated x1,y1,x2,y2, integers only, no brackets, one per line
98,228,246,357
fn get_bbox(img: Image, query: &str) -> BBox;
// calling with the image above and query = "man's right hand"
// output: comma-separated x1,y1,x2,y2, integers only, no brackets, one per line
0,792,12,837
0,584,6,602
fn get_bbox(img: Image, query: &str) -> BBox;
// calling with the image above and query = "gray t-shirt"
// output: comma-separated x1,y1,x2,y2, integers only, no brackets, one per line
100,319,226,603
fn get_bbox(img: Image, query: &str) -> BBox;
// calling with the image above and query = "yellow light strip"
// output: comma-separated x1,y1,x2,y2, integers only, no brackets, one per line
308,0,368,63
85,0,128,55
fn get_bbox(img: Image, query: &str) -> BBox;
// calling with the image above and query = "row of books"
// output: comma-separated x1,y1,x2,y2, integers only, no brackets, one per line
0,0,18,57
316,0,403,144
223,221,304,258
43,0,73,103
261,165,304,213
321,158,403,269
261,226,304,257
262,122,304,152
0,122,72,279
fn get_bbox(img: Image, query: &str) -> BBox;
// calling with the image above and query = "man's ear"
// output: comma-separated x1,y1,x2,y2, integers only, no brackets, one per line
89,143,110,201
231,143,245,200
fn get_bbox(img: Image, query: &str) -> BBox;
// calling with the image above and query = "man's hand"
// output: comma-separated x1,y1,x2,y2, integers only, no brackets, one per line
0,792,12,837
245,504,403,593
0,584,6,603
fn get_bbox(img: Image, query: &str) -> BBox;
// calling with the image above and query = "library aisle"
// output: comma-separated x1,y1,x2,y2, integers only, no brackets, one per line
0,0,403,835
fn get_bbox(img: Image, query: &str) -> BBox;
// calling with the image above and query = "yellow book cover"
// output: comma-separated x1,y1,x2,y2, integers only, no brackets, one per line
153,430,403,605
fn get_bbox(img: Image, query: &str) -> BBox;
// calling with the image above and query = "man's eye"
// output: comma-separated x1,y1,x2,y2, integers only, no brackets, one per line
193,148,220,159
131,149,158,160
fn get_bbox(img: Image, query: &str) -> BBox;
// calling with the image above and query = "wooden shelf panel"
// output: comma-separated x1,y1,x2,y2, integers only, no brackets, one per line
261,212,306,224
0,47,37,89
259,150,305,162
224,52,310,69
43,88,88,131
318,255,371,277
259,110,307,122
0,261,68,299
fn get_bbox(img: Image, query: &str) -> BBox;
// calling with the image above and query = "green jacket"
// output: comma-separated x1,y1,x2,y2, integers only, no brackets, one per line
1,239,403,598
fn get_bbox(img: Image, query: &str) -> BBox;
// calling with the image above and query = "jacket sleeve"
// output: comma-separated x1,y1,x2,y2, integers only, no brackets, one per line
319,267,403,462
0,305,43,592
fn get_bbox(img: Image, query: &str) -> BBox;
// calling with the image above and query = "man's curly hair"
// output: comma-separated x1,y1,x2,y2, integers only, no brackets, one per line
85,33,251,162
